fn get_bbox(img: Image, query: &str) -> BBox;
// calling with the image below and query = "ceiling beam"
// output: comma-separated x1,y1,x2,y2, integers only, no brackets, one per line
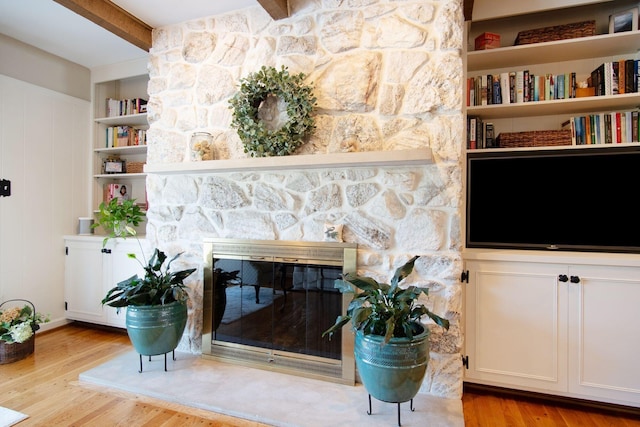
257,0,289,20
53,0,152,51
464,0,474,21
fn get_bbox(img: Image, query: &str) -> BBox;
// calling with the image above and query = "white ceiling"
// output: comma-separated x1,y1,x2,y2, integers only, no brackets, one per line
0,0,258,69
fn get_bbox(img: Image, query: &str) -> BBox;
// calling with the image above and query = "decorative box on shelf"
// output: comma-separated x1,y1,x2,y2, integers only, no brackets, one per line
515,20,596,45
474,32,500,50
496,130,572,148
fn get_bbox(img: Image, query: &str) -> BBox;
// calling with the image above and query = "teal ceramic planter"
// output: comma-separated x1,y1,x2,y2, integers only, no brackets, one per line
355,326,430,403
125,301,187,356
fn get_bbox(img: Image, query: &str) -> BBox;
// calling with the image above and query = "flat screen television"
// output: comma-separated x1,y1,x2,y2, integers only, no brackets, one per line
466,145,640,253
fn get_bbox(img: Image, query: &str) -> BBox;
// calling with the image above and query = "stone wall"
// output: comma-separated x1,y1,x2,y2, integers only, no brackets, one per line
145,0,465,399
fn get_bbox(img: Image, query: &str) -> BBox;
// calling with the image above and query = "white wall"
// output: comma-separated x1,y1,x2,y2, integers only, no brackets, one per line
0,74,90,329
0,33,90,101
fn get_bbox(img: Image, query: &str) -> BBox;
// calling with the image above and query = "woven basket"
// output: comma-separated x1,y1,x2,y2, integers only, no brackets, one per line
0,299,38,364
497,130,572,148
0,335,35,364
515,20,595,45
126,162,145,173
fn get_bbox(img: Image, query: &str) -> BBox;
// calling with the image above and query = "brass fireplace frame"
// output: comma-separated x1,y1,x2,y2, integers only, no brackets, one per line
202,238,357,385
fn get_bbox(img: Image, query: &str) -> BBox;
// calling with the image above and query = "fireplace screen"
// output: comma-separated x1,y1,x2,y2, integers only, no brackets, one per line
202,239,357,384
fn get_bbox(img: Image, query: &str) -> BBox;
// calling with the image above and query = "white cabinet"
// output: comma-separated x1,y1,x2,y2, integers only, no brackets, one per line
64,235,148,328
463,250,640,408
567,264,640,405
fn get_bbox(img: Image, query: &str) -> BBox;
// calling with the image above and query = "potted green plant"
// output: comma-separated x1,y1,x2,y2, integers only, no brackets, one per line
93,197,144,245
93,198,196,371
323,255,449,411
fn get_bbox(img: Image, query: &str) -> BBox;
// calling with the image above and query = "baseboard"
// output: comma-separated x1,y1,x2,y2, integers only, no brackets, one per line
463,382,640,418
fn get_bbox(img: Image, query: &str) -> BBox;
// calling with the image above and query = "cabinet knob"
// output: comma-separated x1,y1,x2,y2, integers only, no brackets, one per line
558,274,568,282
101,248,112,254
570,275,580,283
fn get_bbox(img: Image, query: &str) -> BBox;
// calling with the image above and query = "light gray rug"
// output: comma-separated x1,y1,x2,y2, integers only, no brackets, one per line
80,350,464,427
0,406,28,426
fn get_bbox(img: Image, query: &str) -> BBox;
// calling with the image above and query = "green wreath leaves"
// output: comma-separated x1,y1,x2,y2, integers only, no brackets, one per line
229,66,317,157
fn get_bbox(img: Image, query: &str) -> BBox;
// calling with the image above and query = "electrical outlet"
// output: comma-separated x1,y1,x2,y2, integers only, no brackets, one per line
0,179,11,197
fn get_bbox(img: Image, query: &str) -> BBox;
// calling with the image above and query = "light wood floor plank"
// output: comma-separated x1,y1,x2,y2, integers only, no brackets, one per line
2,323,639,426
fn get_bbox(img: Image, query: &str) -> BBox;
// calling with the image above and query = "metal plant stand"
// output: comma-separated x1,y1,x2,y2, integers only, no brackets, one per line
138,350,176,373
367,394,415,427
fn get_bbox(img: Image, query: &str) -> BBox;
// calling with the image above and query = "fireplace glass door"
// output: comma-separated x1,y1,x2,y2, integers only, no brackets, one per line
212,255,343,360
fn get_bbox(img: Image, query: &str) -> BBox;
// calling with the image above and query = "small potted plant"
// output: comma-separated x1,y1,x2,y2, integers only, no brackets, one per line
323,255,449,406
93,198,196,370
0,299,49,364
92,197,144,246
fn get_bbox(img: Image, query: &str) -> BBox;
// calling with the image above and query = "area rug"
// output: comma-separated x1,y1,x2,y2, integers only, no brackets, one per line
0,406,28,426
221,286,283,324
80,350,464,427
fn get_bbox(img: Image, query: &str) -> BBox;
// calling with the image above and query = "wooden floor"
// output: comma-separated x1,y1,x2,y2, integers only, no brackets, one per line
1,323,639,426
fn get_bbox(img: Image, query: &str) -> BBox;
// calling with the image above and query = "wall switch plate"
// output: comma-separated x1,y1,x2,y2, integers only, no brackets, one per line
0,179,11,197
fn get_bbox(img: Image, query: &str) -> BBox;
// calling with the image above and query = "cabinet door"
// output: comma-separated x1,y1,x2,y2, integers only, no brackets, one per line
464,260,568,392
104,239,149,328
568,264,640,407
64,239,106,323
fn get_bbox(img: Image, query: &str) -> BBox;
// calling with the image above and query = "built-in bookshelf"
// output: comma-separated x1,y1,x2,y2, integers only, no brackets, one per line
465,0,640,150
91,66,149,216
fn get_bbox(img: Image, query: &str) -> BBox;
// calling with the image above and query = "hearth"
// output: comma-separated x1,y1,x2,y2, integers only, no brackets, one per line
202,238,357,384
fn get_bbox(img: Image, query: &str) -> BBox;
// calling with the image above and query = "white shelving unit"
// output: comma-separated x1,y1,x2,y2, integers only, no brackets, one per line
91,69,149,216
466,0,640,141
462,0,640,409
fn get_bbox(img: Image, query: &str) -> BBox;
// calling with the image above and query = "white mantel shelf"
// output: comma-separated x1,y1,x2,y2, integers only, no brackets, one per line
144,148,433,174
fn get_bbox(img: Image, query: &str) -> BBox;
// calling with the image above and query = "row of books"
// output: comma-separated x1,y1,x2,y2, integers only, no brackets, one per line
467,71,577,106
105,97,148,117
590,60,639,96
564,110,640,145
467,58,640,107
105,126,147,148
466,116,495,149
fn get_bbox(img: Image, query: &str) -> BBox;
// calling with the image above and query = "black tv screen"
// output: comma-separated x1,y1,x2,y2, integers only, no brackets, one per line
466,146,640,253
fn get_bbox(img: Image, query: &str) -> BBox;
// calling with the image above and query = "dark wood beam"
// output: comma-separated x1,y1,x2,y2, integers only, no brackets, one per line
464,0,474,21
257,0,289,20
53,0,152,51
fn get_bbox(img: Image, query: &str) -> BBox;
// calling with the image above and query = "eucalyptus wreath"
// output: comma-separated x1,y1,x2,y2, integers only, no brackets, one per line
229,65,317,157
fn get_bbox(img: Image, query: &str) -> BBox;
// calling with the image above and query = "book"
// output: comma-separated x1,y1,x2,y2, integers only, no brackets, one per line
485,122,495,148
509,72,516,103
604,113,612,144
500,72,510,104
516,71,524,103
116,126,129,147
556,74,564,99
468,116,477,149
619,59,626,94
575,116,585,145
523,70,530,102
612,61,619,95
493,75,502,104
625,59,636,93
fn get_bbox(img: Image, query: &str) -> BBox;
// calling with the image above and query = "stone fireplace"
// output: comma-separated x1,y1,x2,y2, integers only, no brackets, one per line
144,0,464,400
